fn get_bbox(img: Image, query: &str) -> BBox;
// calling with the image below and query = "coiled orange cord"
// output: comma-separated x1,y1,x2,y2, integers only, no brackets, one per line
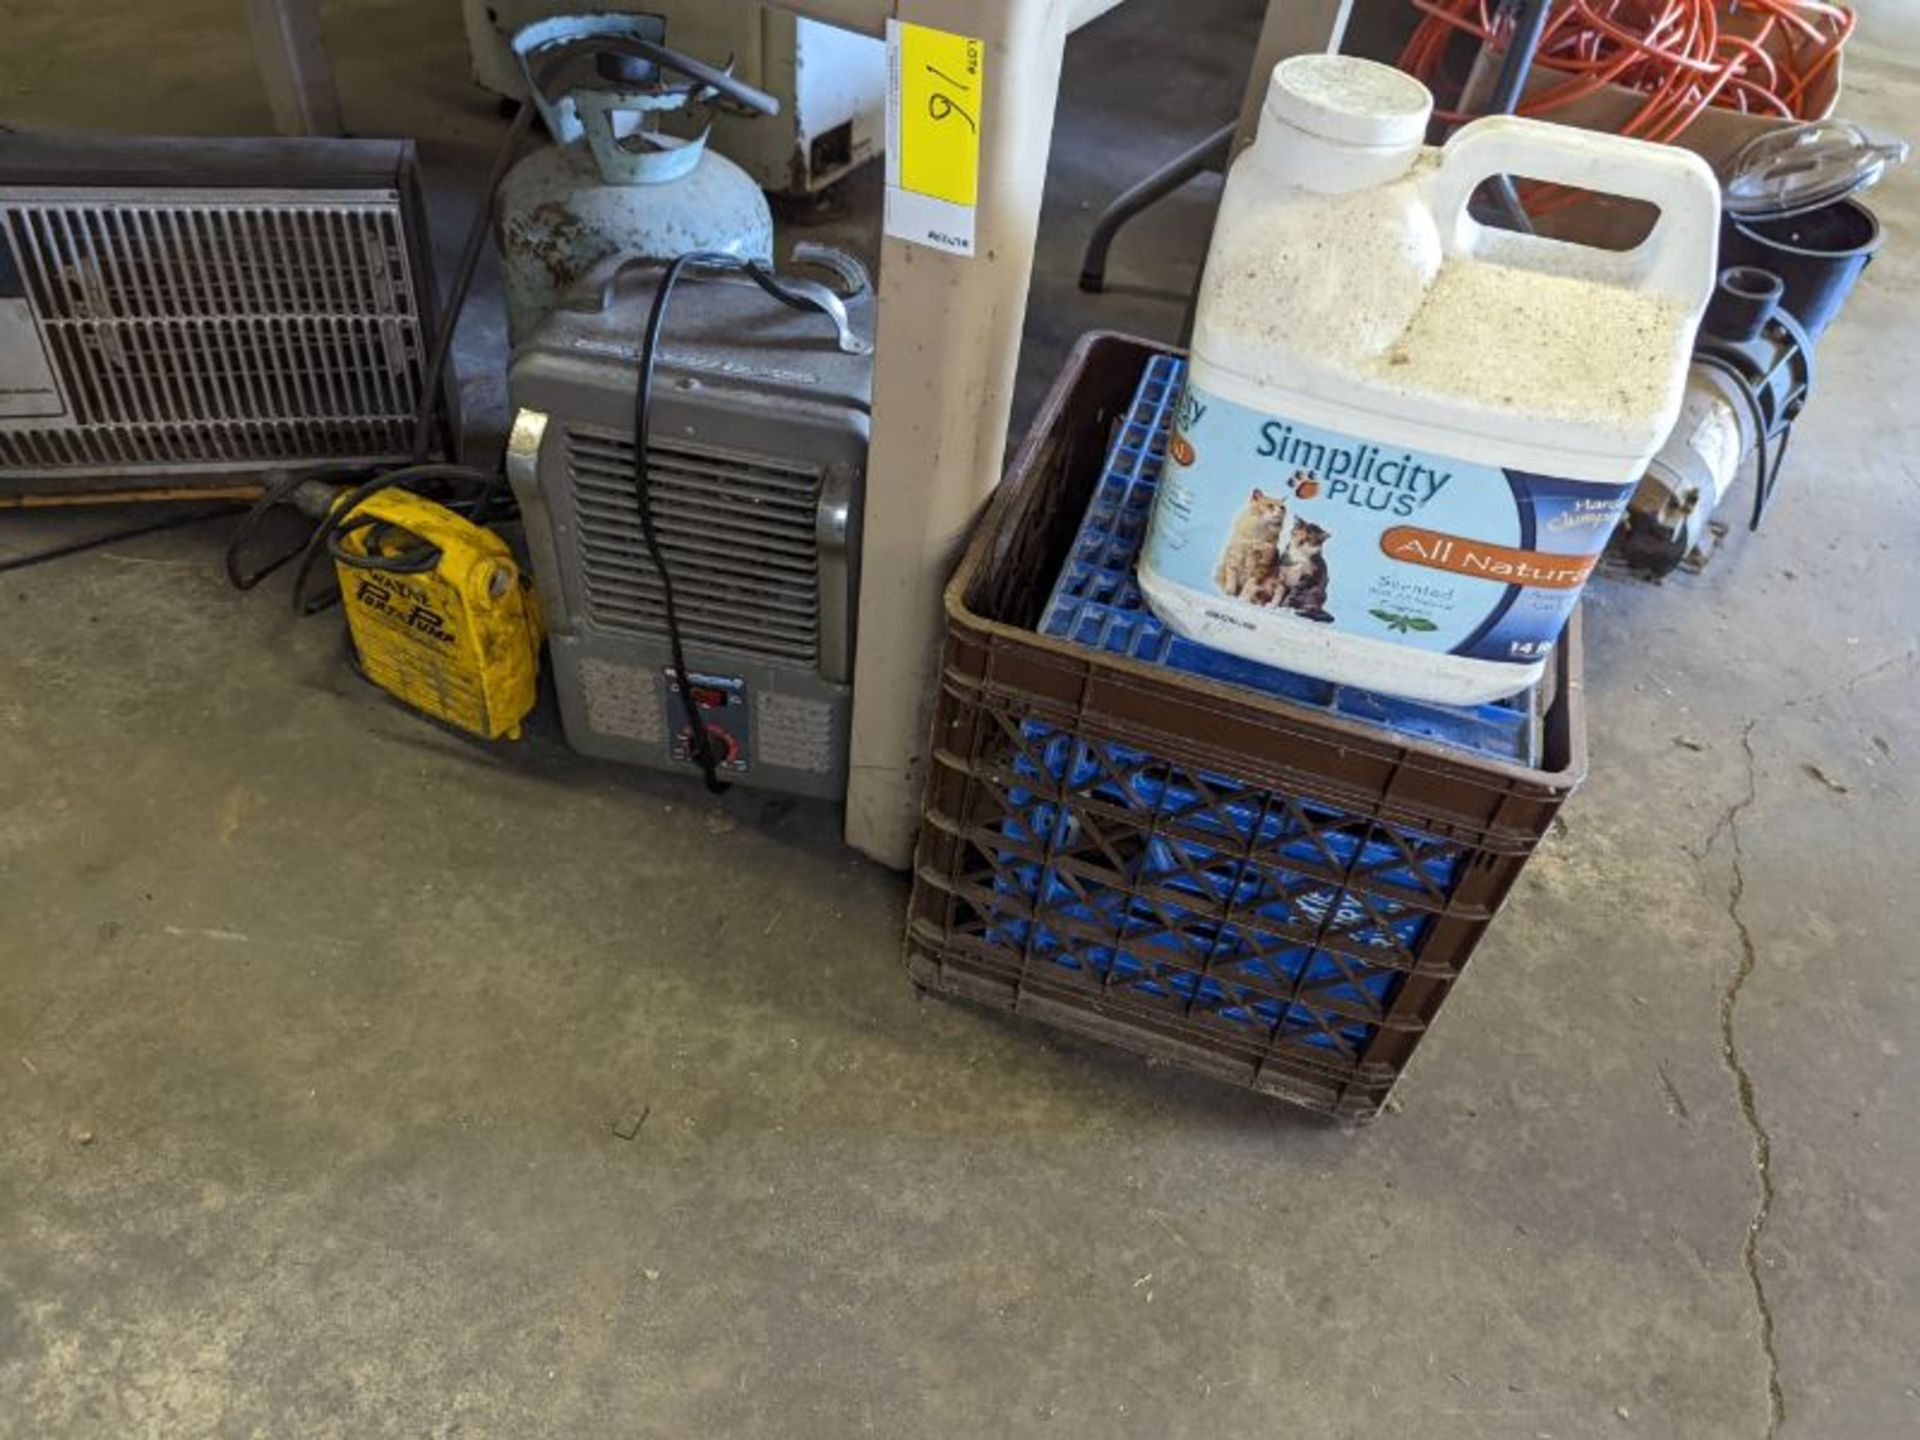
1401,0,1853,137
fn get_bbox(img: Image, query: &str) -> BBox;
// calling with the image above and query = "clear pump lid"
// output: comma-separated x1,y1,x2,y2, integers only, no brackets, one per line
1723,119,1908,220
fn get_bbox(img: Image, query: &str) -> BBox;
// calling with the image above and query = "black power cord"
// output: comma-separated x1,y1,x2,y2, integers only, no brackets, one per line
286,463,499,615
1480,0,1552,235
224,103,535,605
225,470,318,590
632,252,733,793
1692,347,1801,533
2,503,242,575
408,100,538,465
327,516,442,575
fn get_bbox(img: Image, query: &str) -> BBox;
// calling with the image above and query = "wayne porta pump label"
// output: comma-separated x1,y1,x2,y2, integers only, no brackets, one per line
1142,382,1631,664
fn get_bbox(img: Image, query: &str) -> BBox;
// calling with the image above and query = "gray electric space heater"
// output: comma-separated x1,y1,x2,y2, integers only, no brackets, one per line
507,258,873,799
0,134,447,496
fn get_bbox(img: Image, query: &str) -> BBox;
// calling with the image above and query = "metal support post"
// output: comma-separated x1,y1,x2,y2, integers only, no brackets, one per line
835,0,1074,867
247,0,345,136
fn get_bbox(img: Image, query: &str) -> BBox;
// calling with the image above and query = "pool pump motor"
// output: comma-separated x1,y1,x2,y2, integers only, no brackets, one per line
1618,266,1813,576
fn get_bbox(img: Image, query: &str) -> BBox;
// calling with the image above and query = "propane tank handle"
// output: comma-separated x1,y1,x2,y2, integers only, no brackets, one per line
607,38,779,118
516,29,778,121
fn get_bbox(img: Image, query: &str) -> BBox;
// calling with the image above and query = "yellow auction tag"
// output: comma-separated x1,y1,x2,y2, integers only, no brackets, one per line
897,22,982,206
885,20,983,255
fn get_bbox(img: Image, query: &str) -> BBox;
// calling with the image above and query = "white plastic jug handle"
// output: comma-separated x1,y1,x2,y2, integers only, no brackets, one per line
1428,115,1722,303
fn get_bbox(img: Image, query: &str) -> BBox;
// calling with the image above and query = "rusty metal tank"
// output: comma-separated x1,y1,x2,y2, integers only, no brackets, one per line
496,14,776,345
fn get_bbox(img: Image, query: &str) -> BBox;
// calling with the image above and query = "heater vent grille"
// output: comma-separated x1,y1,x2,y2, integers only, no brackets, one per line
0,197,427,476
563,425,823,667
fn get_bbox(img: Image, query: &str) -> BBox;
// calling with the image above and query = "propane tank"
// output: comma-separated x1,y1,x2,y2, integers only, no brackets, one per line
496,13,778,345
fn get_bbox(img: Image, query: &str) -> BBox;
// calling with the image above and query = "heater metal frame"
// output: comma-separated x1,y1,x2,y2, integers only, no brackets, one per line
507,261,873,799
0,134,451,499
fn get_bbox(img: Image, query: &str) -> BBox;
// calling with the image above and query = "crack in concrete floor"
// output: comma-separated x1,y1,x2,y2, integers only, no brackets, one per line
1718,713,1784,1439
1704,643,1918,1438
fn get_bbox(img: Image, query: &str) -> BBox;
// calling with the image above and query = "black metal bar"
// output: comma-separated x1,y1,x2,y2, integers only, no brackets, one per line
1079,122,1235,294
1486,0,1554,117
1482,0,1554,234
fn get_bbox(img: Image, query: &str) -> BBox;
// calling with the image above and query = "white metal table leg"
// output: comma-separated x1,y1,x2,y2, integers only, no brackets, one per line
832,0,1073,868
1232,0,1355,150
247,0,345,137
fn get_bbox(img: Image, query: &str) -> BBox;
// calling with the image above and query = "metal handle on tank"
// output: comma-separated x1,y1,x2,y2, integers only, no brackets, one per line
570,255,872,357
510,15,780,143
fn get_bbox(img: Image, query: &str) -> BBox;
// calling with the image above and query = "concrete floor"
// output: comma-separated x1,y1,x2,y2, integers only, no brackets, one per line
3,3,1918,1437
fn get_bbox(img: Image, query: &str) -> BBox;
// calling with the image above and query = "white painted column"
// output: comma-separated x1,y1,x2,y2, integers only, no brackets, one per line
1232,0,1356,151
247,0,345,136
778,0,1072,868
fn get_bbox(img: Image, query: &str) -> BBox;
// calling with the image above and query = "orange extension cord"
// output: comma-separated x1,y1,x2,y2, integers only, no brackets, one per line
1401,0,1854,136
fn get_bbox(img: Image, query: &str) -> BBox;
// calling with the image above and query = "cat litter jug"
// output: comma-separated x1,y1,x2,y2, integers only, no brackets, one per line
1139,55,1721,704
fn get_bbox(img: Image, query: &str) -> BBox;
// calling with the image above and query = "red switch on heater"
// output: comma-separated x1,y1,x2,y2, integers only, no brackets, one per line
675,723,741,766
706,726,742,764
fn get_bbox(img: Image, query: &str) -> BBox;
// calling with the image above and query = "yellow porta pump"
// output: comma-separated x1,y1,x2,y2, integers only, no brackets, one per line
328,488,543,741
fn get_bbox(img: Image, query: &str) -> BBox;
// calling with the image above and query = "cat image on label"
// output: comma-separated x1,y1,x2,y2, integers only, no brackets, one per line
1213,488,1287,603
1274,517,1334,623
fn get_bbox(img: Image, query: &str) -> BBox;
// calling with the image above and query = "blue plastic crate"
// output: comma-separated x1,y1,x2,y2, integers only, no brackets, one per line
973,353,1560,1067
915,337,1584,1115
1038,354,1543,767
984,713,1430,1060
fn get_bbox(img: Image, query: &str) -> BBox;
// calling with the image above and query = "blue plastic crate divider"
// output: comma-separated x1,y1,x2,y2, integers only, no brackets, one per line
1007,723,1460,899
1039,354,1542,767
985,714,1414,1058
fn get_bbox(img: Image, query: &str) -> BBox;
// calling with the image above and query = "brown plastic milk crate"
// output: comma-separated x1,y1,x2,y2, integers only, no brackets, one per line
906,333,1588,1121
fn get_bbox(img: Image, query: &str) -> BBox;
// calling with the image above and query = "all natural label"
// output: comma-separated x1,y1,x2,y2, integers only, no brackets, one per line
1142,381,1632,664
